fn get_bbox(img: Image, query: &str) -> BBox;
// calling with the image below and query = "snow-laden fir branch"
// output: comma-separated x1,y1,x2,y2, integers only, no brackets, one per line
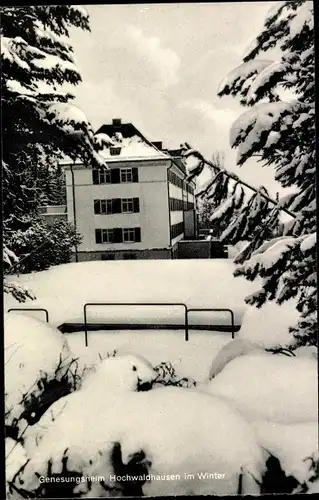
181,143,296,219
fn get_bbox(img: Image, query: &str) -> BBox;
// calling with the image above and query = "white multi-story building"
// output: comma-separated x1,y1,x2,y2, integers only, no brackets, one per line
62,119,197,261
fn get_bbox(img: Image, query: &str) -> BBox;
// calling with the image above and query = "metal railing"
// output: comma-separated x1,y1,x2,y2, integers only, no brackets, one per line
84,302,188,347
7,308,49,323
6,304,236,345
186,308,235,340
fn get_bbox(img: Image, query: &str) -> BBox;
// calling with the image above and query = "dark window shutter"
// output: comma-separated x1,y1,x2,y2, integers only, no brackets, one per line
92,170,99,185
94,200,100,214
133,198,140,213
132,167,139,183
113,228,123,243
134,227,141,242
111,168,120,184
95,229,102,243
112,198,121,214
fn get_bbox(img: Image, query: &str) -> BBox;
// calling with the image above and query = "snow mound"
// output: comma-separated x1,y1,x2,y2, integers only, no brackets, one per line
252,420,318,486
23,353,158,456
65,329,230,385
80,353,157,392
237,300,299,348
6,438,28,483
205,351,318,424
207,338,264,380
19,387,265,496
5,313,80,431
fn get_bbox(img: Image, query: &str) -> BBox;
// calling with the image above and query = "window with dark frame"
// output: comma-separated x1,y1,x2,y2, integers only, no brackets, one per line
93,167,138,184
95,227,141,244
121,198,134,213
99,170,112,184
170,222,184,240
121,168,133,183
110,146,121,156
94,198,140,215
123,227,136,242
94,199,113,214
95,228,114,243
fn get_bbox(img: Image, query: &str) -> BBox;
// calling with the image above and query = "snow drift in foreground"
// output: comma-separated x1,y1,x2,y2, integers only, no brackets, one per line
205,349,318,424
23,354,158,456
5,313,80,434
252,420,318,486
18,382,265,497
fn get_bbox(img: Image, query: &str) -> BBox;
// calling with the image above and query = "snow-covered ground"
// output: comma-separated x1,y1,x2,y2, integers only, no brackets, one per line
4,260,260,328
5,260,317,497
65,329,230,383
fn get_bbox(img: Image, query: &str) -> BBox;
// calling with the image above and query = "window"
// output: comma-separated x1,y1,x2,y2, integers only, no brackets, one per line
95,229,114,243
121,168,133,183
170,222,184,240
92,169,112,184
99,170,111,184
123,228,136,242
96,227,141,244
169,197,184,211
93,168,138,184
110,146,121,156
94,198,140,215
168,171,183,189
121,198,134,213
94,199,113,214
123,227,141,243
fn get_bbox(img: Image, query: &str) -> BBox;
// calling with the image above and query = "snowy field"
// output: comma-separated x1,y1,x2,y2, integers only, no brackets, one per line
5,260,317,497
65,329,230,383
4,259,261,328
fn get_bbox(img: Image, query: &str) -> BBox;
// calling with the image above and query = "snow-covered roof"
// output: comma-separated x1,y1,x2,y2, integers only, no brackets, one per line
95,121,170,161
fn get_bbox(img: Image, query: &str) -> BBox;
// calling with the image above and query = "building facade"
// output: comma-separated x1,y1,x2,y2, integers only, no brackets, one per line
63,119,196,261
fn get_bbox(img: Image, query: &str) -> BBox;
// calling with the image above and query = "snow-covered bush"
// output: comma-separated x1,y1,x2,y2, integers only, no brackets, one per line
6,218,82,273
205,346,318,424
153,361,197,388
12,385,265,497
5,314,82,440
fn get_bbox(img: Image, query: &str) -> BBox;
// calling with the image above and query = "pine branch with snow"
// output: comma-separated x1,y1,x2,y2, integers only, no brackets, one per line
187,1,315,347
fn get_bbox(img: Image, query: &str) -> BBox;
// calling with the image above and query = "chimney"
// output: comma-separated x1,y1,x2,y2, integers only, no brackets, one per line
112,118,122,126
152,141,163,150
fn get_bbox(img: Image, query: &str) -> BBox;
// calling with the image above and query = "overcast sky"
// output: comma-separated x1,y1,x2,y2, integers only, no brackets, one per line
69,1,286,196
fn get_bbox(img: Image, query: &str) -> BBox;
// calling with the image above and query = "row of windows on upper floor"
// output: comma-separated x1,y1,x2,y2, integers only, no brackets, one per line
95,227,141,244
171,222,184,240
168,171,195,195
94,198,139,214
96,223,183,244
169,197,195,211
94,197,195,215
92,167,194,194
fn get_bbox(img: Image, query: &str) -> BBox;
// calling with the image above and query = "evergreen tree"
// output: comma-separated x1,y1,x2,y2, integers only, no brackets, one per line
1,6,105,298
184,1,316,347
